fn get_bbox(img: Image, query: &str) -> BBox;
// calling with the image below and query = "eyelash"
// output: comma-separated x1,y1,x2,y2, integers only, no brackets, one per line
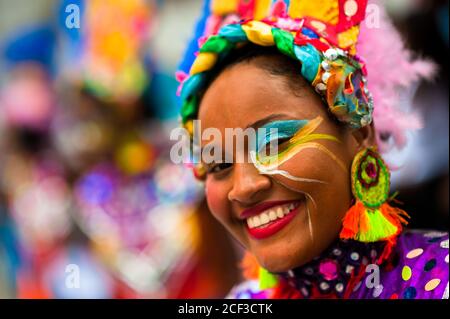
206,136,293,175
207,162,233,175
258,136,292,154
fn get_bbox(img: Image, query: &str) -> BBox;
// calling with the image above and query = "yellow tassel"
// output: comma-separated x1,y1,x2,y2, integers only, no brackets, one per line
340,201,409,243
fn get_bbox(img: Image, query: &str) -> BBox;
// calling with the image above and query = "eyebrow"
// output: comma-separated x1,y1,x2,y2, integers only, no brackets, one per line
246,113,289,130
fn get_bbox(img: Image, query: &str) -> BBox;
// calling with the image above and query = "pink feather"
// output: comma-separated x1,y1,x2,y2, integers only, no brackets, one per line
357,0,436,152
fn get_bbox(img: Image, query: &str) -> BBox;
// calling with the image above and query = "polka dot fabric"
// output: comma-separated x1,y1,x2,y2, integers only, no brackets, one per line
350,230,449,299
228,230,449,299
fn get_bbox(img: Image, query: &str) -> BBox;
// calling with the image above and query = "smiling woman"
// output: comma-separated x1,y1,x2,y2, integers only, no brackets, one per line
177,0,449,299
198,52,361,274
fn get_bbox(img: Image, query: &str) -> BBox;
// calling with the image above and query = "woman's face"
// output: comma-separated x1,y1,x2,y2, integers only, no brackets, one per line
198,55,374,273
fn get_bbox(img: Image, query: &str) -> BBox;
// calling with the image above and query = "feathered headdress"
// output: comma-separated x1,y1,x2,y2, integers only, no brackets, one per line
178,0,435,151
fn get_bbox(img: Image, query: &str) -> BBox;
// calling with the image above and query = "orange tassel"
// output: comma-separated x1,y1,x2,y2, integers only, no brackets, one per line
380,203,410,229
340,201,368,239
240,252,260,280
340,200,410,243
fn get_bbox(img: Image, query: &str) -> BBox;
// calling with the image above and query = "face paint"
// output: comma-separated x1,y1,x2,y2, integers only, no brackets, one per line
252,116,347,177
256,119,309,155
273,178,315,241
306,204,314,242
250,150,328,184
253,119,327,183
251,116,347,242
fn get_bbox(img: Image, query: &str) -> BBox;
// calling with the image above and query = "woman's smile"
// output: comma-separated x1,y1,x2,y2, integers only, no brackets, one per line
239,198,305,240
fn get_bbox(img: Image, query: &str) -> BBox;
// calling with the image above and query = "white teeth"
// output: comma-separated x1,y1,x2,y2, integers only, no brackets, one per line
246,203,299,229
253,216,261,227
276,207,284,218
260,213,270,224
269,211,277,221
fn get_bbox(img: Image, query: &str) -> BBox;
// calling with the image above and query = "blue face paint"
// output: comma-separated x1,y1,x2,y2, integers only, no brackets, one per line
256,119,309,154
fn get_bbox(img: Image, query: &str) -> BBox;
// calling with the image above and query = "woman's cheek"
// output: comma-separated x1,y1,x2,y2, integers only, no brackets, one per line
205,179,228,222
274,150,328,188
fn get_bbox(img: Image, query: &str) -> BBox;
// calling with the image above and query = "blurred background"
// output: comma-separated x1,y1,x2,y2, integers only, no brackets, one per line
0,0,448,298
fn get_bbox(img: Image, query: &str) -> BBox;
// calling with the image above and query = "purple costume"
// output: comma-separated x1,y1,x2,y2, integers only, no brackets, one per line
229,230,449,299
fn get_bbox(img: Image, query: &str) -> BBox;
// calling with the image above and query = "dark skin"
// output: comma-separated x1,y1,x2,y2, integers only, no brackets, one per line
198,55,376,273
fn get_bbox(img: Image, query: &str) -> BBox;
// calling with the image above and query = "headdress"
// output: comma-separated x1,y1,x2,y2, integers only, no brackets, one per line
178,0,435,151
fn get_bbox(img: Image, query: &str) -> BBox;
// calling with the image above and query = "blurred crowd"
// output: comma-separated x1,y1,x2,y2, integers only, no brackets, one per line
0,0,241,298
0,0,448,298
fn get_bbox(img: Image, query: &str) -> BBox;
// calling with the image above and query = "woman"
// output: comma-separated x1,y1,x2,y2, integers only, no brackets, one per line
177,0,448,299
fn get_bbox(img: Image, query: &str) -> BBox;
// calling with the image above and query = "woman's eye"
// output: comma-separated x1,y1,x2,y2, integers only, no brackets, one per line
207,162,233,174
275,137,291,147
259,137,291,155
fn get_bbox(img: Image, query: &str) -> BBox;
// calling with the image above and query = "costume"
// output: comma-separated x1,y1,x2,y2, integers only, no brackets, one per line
178,0,448,299
230,231,448,299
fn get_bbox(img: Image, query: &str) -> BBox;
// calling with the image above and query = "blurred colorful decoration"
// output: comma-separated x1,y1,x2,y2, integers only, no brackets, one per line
42,245,114,299
153,160,203,204
115,138,156,176
61,0,155,105
0,64,55,131
5,158,72,252
2,25,56,72
50,103,115,171
73,157,203,297
0,154,73,299
436,1,449,46
0,201,21,298
1,23,57,131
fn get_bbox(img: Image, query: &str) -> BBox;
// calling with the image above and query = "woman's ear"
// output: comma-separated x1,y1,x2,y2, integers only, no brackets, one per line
350,123,377,151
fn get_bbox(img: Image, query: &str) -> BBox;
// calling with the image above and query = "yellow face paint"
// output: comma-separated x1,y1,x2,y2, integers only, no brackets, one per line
252,116,347,180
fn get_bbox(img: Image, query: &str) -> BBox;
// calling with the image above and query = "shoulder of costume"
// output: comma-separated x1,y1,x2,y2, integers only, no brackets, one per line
394,229,449,299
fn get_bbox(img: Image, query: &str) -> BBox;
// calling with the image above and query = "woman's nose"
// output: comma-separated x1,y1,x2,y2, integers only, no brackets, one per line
228,162,271,205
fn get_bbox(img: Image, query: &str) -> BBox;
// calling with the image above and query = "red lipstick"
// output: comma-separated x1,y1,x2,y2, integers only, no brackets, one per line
241,199,303,240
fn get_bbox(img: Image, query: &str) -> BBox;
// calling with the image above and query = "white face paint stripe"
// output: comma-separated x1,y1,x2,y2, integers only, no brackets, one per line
250,151,328,184
306,202,314,243
272,178,318,210
272,177,317,243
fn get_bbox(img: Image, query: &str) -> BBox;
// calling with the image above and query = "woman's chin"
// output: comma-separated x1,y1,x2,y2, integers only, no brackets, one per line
254,245,314,273
248,219,317,272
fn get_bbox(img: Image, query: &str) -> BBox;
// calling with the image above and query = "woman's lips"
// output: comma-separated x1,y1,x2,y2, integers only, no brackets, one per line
241,200,303,240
